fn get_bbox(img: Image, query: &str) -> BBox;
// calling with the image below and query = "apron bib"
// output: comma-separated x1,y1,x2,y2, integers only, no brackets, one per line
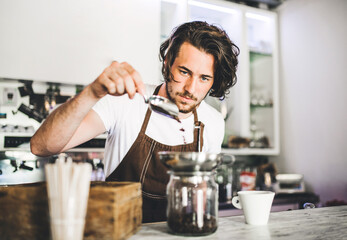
106,85,204,223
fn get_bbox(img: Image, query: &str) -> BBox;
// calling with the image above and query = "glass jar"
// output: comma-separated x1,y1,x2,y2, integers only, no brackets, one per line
166,171,218,236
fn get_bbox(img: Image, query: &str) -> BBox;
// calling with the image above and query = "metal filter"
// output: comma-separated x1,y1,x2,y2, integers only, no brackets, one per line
158,151,235,172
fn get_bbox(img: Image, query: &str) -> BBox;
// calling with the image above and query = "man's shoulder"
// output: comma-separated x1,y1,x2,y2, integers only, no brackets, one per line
198,101,224,124
94,92,146,118
100,92,143,104
145,84,157,94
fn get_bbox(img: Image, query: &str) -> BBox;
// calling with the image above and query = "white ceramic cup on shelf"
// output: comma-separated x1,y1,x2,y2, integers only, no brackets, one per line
232,191,275,225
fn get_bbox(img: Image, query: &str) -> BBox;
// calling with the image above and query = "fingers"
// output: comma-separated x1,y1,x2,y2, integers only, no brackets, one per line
114,62,136,98
121,62,146,96
96,61,145,99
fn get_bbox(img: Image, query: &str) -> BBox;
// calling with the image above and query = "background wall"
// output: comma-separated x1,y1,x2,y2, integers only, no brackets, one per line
272,0,347,205
0,0,161,85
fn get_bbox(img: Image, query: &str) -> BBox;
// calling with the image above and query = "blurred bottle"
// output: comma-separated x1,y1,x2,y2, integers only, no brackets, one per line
95,160,105,181
216,164,233,202
91,159,105,181
240,166,257,191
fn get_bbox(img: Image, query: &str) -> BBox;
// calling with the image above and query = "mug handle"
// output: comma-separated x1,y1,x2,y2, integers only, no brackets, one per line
231,196,242,209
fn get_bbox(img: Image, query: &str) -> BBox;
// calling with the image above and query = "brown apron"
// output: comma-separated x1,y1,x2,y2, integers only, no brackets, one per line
106,85,205,223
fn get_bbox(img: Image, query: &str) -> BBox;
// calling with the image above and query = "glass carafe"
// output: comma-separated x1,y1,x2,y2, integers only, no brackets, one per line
166,171,218,236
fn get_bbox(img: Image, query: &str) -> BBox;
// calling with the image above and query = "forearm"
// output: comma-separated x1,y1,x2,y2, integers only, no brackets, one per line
30,85,100,156
30,61,145,156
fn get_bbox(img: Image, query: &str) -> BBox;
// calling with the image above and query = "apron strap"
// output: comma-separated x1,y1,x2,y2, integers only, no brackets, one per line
193,108,204,152
139,85,162,133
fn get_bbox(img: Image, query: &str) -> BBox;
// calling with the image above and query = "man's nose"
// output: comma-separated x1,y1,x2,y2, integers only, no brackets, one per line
184,76,197,93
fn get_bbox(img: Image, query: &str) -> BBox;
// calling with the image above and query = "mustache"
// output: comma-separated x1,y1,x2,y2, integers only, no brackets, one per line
177,91,197,101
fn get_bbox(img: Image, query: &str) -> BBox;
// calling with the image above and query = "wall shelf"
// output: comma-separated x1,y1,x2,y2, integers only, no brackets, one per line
160,0,280,156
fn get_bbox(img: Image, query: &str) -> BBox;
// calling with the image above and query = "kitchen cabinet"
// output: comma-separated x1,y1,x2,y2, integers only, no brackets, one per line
0,0,161,85
161,0,280,155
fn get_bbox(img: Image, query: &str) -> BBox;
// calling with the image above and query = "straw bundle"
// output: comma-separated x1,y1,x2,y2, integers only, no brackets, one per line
45,155,92,240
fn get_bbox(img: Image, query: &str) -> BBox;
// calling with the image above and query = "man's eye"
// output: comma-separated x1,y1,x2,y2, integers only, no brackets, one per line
202,76,210,81
180,70,188,75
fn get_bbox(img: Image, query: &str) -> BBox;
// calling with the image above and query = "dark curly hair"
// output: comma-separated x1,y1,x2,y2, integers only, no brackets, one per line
159,21,239,99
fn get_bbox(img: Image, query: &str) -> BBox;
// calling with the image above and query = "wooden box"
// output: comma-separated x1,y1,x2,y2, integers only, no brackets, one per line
0,181,142,240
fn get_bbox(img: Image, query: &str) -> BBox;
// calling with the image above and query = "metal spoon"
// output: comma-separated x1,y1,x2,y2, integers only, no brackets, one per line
143,95,179,120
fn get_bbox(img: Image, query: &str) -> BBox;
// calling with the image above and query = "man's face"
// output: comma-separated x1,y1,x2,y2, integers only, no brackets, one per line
166,42,215,114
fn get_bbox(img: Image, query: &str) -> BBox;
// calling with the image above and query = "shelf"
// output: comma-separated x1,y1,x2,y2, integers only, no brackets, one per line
249,50,272,57
160,0,280,156
250,104,273,108
222,147,279,156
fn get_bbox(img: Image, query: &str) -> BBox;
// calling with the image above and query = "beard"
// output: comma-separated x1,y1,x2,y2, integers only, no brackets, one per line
165,83,200,114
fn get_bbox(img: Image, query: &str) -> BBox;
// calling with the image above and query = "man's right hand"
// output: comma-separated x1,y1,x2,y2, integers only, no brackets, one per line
90,61,146,99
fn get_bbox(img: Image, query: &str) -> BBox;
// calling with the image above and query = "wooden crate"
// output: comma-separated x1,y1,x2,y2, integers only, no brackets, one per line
0,181,142,240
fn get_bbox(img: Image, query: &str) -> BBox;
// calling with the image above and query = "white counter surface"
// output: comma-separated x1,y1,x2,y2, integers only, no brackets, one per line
129,205,347,240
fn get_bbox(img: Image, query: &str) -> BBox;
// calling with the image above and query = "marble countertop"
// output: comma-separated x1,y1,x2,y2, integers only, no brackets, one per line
129,205,347,240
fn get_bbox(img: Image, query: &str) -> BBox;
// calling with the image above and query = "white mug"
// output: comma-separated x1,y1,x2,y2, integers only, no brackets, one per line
232,191,275,225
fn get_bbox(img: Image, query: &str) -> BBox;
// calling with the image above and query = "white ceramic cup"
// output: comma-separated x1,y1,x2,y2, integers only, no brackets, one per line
231,191,275,225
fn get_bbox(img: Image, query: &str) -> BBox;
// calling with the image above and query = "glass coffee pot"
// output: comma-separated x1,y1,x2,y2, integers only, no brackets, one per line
166,170,218,236
159,152,235,236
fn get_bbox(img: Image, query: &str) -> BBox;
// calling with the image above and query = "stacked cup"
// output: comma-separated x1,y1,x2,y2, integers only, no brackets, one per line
45,155,92,240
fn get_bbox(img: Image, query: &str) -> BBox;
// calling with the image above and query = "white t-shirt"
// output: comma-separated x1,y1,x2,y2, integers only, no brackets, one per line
92,87,225,177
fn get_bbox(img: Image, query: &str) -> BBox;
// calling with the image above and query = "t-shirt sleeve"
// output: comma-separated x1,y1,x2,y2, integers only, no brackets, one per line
92,95,127,134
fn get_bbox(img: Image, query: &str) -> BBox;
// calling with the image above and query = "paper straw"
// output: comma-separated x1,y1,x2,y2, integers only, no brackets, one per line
45,155,92,240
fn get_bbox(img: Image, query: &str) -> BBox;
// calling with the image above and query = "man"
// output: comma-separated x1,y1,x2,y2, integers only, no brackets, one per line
30,21,239,222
